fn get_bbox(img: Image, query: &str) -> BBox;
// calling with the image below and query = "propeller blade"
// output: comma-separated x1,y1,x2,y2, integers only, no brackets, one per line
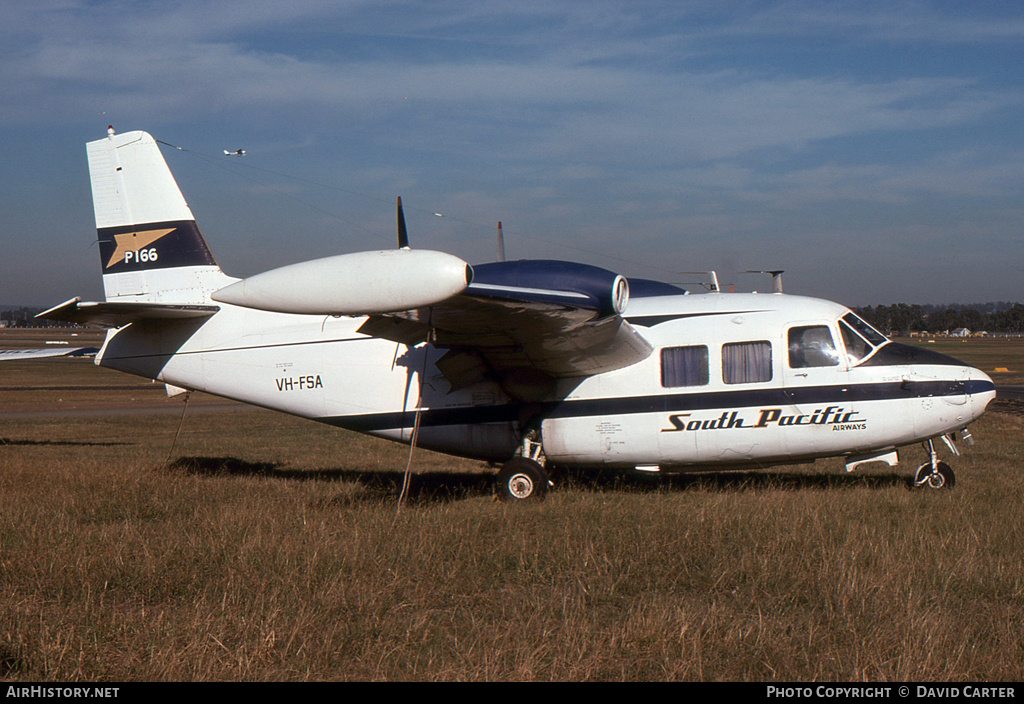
397,196,409,249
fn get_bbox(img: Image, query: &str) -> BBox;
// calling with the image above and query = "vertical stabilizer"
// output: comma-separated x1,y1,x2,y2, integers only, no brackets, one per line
88,129,231,303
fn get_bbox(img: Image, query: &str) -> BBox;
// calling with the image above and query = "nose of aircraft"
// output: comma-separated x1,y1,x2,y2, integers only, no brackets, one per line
966,365,997,421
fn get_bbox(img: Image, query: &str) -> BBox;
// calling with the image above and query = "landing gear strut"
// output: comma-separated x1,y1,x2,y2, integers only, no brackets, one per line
495,435,551,502
912,438,956,490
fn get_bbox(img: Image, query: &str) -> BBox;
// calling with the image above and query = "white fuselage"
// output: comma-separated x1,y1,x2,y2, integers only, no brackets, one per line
96,291,995,470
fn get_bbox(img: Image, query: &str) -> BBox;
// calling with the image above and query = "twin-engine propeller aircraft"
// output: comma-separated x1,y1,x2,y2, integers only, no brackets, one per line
37,129,996,500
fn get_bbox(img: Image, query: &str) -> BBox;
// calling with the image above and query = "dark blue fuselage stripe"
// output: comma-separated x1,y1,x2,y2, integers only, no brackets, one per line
321,379,995,432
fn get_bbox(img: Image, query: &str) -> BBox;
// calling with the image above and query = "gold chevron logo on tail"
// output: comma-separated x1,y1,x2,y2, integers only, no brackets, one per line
105,228,176,269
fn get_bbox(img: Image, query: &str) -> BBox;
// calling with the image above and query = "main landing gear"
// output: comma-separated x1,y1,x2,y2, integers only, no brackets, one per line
495,436,551,503
912,437,958,490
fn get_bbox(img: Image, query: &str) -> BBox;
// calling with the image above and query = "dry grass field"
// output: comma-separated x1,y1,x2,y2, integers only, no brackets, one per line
2,330,1023,681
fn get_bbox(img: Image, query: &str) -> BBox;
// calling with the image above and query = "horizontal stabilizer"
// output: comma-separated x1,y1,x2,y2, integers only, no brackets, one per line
36,297,219,329
0,347,99,360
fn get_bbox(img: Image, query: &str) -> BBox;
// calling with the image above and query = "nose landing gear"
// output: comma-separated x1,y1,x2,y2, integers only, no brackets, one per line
912,437,957,490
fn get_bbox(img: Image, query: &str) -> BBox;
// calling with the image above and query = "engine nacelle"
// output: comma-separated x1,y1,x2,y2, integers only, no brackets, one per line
212,249,472,315
468,260,630,317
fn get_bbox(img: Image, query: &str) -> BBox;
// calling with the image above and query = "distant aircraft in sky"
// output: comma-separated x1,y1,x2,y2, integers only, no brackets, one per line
34,129,995,500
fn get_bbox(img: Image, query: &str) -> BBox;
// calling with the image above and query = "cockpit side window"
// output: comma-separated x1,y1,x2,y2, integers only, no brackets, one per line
788,325,841,368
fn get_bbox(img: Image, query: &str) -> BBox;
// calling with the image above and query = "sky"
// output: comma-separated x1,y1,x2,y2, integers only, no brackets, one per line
1,0,1023,307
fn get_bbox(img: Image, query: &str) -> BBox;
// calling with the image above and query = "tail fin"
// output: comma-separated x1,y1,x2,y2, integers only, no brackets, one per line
88,129,232,303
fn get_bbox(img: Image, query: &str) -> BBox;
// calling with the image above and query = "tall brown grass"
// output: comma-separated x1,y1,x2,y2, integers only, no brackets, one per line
2,355,1023,680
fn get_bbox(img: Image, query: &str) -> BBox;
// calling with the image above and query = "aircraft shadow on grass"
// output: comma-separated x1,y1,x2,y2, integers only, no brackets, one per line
0,437,130,447
162,455,913,505
164,455,496,504
561,467,913,493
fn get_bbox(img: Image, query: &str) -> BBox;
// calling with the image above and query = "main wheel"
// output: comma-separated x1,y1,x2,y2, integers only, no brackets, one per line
496,457,550,502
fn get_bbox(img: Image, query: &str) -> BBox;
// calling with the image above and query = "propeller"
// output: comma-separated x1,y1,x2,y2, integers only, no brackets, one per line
394,194,423,509
397,196,410,249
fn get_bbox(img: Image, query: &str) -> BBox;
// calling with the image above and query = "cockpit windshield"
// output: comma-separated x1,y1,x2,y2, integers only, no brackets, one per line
838,312,888,364
843,313,887,345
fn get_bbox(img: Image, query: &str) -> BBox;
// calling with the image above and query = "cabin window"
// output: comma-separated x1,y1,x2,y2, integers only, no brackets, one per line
661,346,709,387
722,341,772,384
788,325,841,368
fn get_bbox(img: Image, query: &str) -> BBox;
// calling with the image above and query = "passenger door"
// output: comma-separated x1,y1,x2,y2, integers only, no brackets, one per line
782,323,860,452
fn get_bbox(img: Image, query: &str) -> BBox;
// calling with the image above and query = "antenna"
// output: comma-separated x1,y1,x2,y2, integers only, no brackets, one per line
741,270,784,293
679,271,721,293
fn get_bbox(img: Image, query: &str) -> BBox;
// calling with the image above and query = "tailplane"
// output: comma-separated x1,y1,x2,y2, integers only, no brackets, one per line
88,128,233,303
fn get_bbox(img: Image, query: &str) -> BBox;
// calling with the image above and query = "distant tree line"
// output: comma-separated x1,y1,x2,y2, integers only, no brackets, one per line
853,302,1024,336
0,307,45,327
0,306,75,328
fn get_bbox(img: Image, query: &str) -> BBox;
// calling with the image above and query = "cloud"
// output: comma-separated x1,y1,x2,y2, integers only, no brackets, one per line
2,0,1023,304
3,2,1017,170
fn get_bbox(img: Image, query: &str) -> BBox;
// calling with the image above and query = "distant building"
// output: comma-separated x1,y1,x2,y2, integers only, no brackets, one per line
951,327,970,337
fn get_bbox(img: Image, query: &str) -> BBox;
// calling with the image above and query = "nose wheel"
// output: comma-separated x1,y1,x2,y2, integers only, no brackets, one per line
913,461,955,489
912,439,956,490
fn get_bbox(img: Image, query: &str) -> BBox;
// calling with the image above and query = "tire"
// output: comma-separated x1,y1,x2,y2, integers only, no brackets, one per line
913,461,956,490
496,458,550,502
930,462,956,489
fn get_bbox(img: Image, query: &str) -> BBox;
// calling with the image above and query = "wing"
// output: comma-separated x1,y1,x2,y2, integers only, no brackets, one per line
358,260,653,401
35,297,219,329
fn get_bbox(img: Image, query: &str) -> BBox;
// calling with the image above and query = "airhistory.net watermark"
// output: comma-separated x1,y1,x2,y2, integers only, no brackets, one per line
6,687,119,699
